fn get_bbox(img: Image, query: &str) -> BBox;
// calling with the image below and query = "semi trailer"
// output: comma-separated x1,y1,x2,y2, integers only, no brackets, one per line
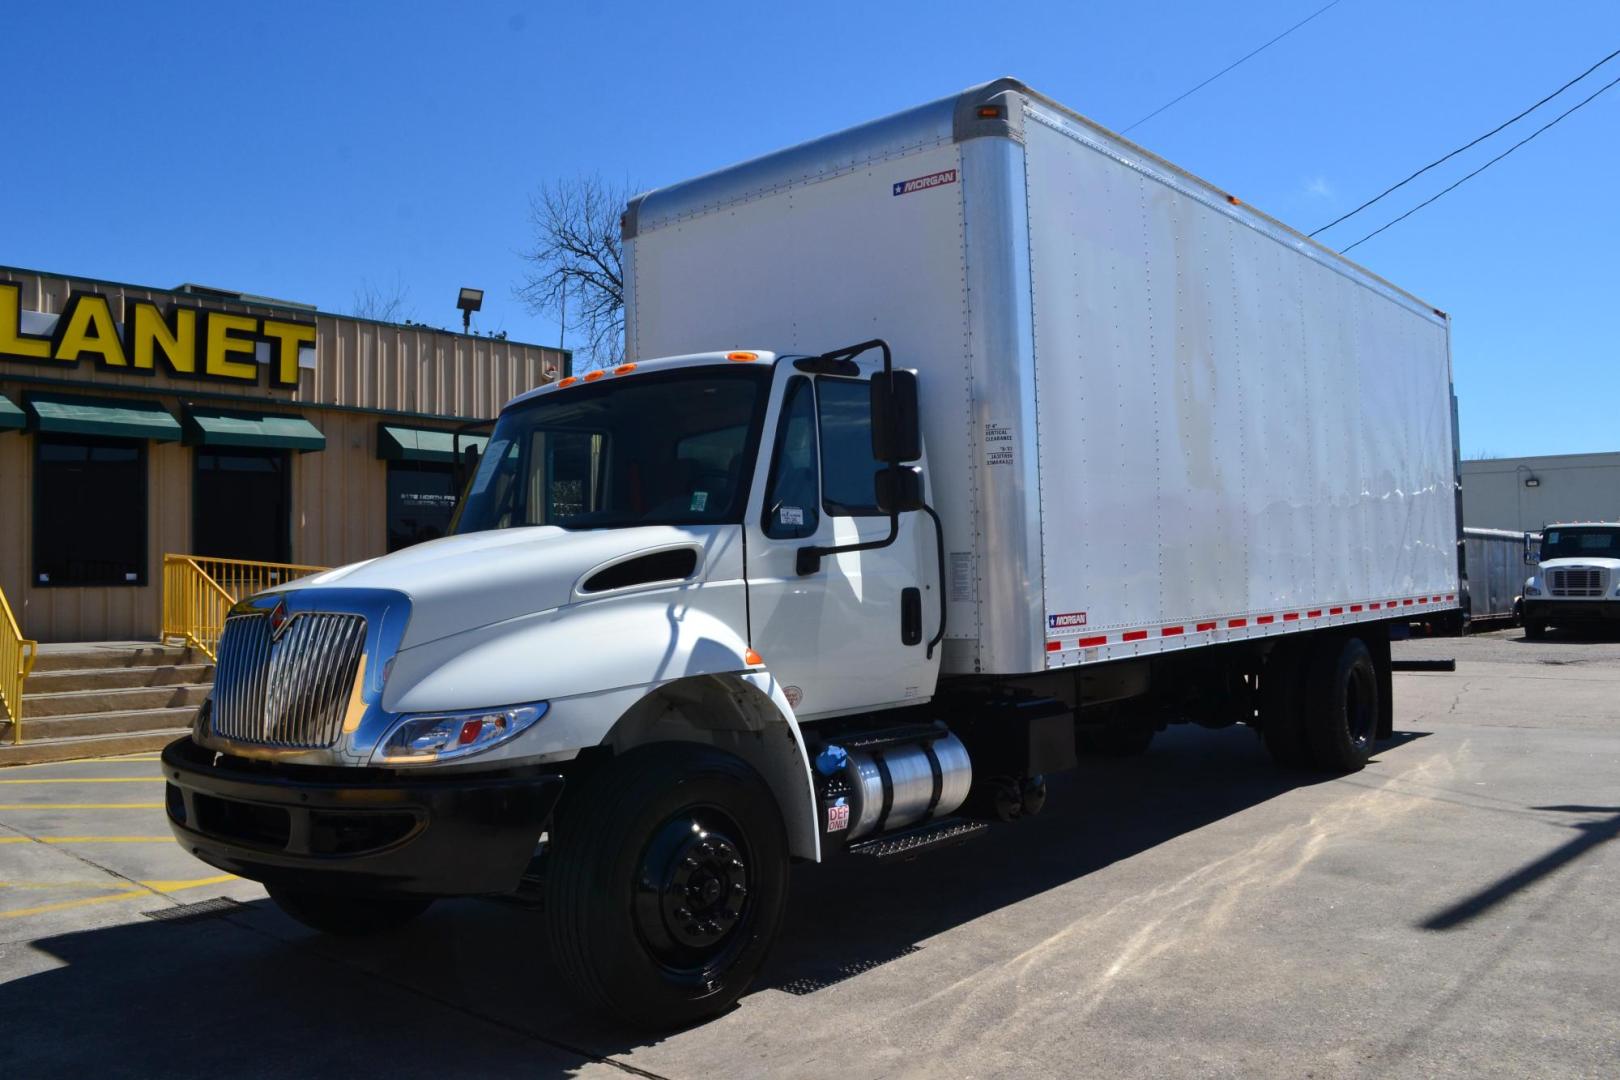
162,78,1460,1029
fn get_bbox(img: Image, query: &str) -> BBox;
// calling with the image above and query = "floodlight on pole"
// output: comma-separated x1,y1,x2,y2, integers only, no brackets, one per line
457,287,484,334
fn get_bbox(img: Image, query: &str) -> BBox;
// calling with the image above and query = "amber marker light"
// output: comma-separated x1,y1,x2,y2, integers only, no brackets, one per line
557,376,578,388
978,105,1003,118
744,649,764,666
584,370,606,382
727,351,758,362
614,363,638,375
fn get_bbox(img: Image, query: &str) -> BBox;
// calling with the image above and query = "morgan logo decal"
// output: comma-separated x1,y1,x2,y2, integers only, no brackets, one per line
1048,611,1088,630
892,169,957,196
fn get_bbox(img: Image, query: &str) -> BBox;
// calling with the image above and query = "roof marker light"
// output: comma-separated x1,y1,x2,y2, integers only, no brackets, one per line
727,351,759,362
557,376,578,388
584,370,605,382
614,363,637,375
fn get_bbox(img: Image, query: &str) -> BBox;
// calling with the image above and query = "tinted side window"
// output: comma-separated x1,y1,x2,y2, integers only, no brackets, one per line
817,377,881,516
763,378,819,539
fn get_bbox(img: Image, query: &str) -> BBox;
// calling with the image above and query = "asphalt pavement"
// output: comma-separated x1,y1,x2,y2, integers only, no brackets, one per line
1,626,1615,1079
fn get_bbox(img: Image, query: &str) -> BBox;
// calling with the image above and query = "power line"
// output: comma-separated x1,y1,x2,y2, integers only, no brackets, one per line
1314,46,1620,236
1340,70,1620,253
1120,0,1346,135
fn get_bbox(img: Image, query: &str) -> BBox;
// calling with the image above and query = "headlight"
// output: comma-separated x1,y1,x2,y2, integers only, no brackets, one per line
1524,580,1541,597
372,702,548,765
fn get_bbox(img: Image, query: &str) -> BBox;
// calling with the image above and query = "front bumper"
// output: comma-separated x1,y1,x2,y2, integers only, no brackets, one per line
162,737,563,896
1523,599,1620,624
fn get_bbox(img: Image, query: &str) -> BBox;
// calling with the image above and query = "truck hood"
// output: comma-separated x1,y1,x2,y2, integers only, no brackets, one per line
1539,557,1620,571
277,525,719,649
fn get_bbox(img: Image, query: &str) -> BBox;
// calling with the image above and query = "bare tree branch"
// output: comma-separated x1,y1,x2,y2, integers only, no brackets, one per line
351,275,413,324
515,174,631,367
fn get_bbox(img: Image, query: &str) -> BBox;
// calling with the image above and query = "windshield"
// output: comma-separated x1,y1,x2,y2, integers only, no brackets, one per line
1541,528,1620,560
453,366,771,533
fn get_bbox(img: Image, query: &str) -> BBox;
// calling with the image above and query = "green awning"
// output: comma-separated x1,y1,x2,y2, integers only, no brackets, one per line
0,393,23,432
183,406,325,452
25,392,182,442
377,424,488,464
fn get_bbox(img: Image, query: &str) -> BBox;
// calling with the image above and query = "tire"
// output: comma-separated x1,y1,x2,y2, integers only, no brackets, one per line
545,743,788,1030
1524,621,1546,640
1260,644,1311,769
267,886,433,936
1303,636,1380,774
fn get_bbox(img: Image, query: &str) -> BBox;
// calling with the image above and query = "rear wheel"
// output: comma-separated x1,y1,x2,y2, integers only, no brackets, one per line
1260,643,1311,769
1303,636,1380,773
267,887,433,936
545,743,788,1030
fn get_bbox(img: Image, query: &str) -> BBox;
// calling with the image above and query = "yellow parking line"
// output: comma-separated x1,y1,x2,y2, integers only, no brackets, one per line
0,803,165,810
0,836,173,844
0,777,161,784
2,756,161,769
1,874,238,920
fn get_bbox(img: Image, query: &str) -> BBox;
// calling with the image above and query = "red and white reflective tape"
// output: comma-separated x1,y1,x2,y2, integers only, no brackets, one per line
1045,594,1459,655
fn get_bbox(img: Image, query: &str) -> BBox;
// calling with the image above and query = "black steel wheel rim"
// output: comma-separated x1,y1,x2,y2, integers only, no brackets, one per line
632,805,753,983
1345,664,1376,748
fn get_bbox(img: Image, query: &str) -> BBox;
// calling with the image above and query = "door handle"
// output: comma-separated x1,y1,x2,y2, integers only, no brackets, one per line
901,587,923,646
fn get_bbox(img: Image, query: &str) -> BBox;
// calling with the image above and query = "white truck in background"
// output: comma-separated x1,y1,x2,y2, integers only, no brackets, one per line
163,79,1460,1029
1521,522,1620,636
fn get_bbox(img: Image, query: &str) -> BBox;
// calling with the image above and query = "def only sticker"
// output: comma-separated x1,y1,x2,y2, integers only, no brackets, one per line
893,169,957,196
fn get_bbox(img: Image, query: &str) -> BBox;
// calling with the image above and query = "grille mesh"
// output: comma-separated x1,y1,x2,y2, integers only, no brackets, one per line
1549,568,1604,598
212,611,367,749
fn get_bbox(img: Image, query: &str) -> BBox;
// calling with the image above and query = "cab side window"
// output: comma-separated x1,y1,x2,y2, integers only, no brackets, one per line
762,377,820,539
817,377,882,516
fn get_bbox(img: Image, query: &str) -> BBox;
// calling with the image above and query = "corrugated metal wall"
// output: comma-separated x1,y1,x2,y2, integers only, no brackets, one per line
1,266,558,417
0,266,566,642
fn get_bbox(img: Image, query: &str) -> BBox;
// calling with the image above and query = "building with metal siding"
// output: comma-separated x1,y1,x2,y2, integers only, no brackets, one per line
1461,452,1620,533
0,265,565,642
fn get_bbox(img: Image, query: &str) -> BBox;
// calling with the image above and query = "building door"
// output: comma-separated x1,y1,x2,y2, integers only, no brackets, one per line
386,460,460,551
193,448,291,563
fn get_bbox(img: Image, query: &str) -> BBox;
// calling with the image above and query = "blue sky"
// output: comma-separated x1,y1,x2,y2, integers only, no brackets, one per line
3,1,1616,457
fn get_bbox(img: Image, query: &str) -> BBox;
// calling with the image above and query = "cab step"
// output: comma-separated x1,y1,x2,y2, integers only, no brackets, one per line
847,817,988,861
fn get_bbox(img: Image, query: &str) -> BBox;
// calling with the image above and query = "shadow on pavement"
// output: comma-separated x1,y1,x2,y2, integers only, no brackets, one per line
1420,805,1620,931
1,725,1421,1077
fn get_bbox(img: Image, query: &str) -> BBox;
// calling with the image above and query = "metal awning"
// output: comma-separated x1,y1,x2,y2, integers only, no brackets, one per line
377,424,488,464
182,406,325,452
24,392,182,442
0,393,23,432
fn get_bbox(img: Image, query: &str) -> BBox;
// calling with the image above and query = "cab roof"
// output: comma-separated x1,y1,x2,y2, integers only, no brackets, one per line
503,350,780,411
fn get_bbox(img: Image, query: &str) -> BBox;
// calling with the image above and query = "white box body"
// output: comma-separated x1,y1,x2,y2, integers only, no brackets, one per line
624,79,1459,677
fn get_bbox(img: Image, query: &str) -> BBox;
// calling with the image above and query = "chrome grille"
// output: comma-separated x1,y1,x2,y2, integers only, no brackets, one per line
211,611,367,748
1549,568,1605,598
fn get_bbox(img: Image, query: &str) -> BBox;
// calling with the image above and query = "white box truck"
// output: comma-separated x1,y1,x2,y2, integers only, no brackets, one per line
163,79,1461,1028
1521,522,1620,636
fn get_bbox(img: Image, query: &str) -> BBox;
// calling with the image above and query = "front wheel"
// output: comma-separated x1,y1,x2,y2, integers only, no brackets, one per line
545,743,788,1030
1524,621,1546,640
267,886,433,936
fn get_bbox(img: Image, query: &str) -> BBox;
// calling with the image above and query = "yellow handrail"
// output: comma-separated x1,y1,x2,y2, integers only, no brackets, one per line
162,554,331,661
1,581,38,745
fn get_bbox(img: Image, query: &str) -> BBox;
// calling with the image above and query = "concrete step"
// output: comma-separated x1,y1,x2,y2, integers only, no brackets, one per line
22,683,211,718
0,729,187,767
11,706,200,741
30,643,206,674
25,663,214,694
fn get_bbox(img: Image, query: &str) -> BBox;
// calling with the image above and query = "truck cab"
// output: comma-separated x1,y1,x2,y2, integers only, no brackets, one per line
1521,522,1620,638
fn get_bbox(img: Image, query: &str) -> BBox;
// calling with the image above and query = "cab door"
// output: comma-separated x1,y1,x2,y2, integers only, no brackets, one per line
743,365,939,719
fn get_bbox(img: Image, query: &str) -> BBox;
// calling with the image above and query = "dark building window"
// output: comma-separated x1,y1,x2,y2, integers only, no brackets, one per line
193,449,291,563
34,436,147,586
388,461,459,551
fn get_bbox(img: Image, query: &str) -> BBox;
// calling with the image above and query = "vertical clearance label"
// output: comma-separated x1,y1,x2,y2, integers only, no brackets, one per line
892,169,958,196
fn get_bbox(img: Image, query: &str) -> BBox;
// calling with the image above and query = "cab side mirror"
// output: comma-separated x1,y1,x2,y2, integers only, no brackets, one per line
457,443,482,493
1522,531,1537,563
874,465,925,514
871,369,921,464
